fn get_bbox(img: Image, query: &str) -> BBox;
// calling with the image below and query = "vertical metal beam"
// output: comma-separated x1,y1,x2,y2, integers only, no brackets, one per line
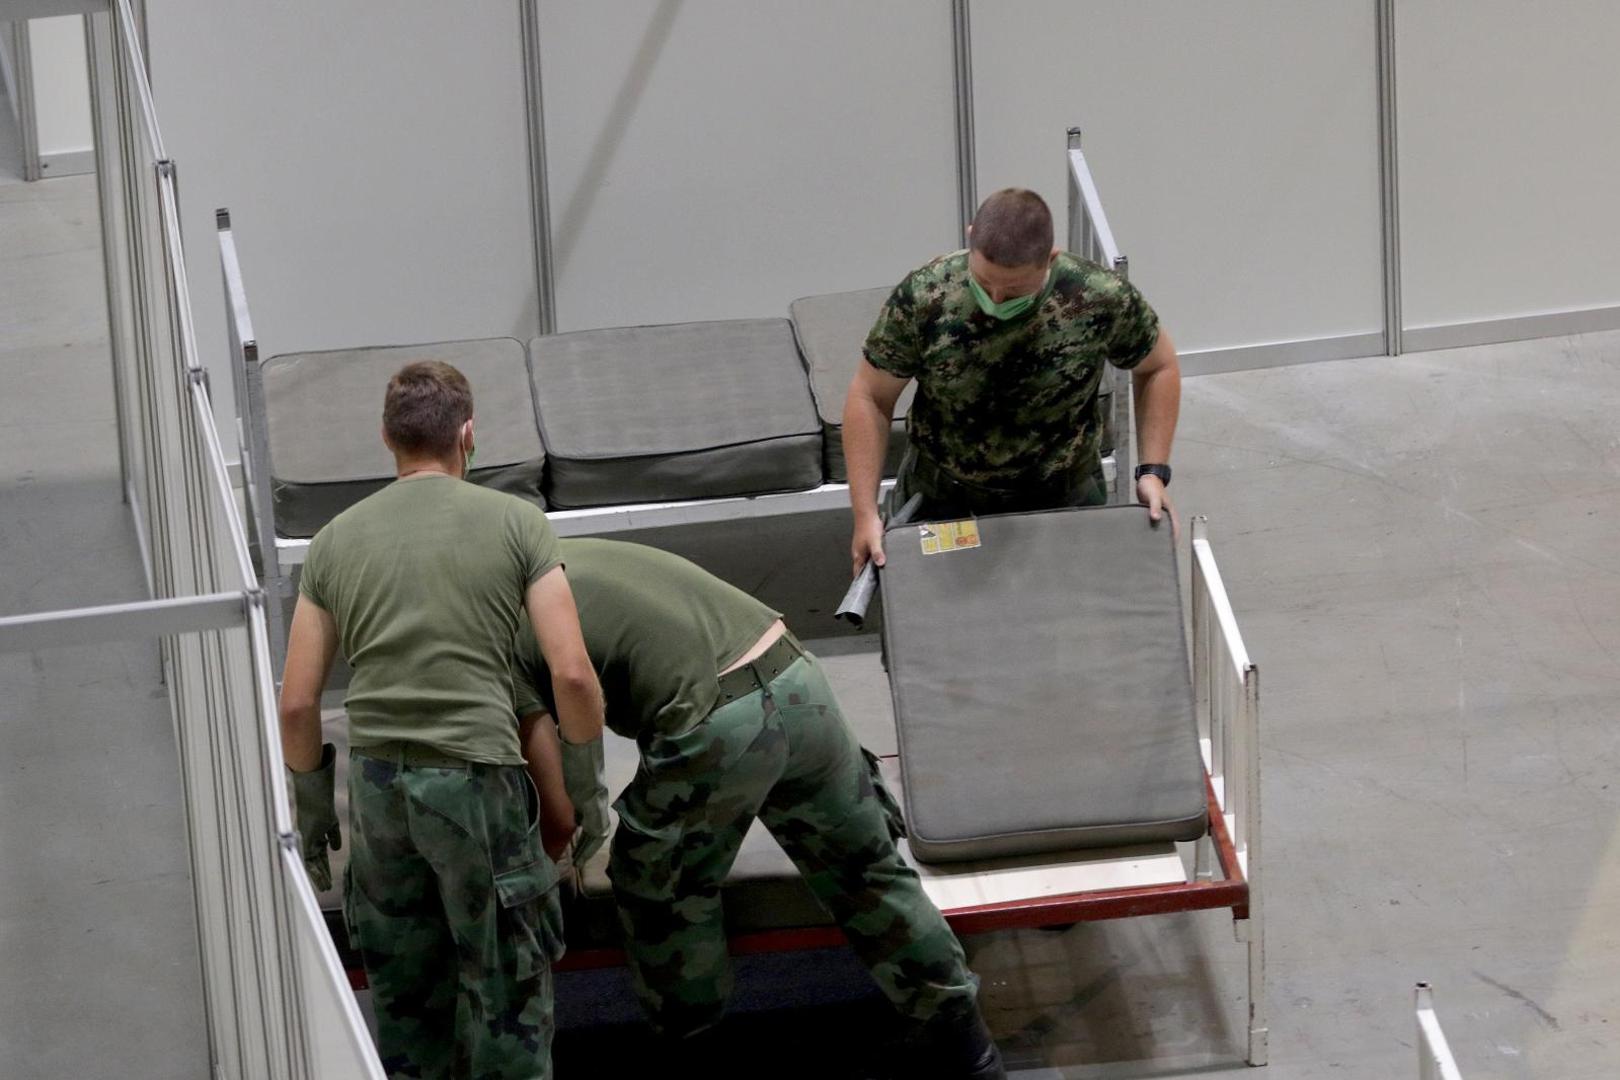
1376,0,1402,356
518,0,557,336
10,19,43,181
951,0,977,240
1065,127,1082,254
85,12,132,506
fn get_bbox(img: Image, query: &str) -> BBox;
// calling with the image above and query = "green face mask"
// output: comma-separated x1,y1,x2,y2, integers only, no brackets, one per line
968,270,1048,320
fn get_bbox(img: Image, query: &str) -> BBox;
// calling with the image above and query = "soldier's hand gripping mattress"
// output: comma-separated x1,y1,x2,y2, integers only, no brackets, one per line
880,505,1208,863
528,320,824,508
263,338,546,537
789,288,914,481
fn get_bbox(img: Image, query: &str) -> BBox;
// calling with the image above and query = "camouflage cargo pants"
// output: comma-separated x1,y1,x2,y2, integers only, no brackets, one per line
607,649,978,1038
345,751,566,1079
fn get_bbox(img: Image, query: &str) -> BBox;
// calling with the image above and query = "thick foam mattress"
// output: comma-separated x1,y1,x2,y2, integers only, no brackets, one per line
788,288,913,481
262,338,545,537
880,505,1207,863
528,320,823,508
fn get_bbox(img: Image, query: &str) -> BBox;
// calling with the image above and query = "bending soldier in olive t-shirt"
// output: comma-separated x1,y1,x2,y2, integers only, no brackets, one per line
278,361,605,1079
512,538,1005,1079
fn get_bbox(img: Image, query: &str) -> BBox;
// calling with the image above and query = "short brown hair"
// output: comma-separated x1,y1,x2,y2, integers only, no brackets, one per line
383,360,473,456
969,188,1054,268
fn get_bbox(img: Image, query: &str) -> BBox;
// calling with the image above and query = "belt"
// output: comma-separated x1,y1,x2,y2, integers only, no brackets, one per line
715,632,805,704
352,741,471,769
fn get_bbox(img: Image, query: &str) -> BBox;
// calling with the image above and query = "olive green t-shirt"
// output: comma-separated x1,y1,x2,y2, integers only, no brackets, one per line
299,475,561,764
864,250,1159,487
511,538,780,741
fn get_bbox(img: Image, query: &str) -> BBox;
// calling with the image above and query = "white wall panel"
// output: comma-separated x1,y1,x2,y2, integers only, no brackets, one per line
147,0,537,433
538,0,959,331
27,15,91,162
1397,0,1620,332
972,1,1384,356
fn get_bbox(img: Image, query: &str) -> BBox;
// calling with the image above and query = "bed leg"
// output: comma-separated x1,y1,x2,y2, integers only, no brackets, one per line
1240,915,1269,1066
1194,833,1213,880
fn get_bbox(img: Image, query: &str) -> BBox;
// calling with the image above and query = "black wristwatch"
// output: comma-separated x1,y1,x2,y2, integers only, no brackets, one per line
1134,463,1172,487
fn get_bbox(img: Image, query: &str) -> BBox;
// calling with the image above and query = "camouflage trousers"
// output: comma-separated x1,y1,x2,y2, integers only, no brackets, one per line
892,446,1108,521
607,649,978,1038
345,750,566,1079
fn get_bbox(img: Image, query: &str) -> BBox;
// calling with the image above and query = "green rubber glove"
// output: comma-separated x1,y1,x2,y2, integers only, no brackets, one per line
560,736,611,865
289,743,341,891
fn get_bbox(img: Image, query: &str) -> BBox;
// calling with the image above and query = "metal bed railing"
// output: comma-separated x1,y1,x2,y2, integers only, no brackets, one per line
1416,983,1465,1079
1190,515,1267,1065
1067,127,1135,501
0,3,384,1076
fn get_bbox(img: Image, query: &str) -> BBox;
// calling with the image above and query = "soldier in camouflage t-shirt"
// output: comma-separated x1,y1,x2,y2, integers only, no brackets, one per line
843,188,1182,574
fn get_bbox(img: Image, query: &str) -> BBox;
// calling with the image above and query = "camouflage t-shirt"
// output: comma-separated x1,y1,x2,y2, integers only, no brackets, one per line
863,250,1159,486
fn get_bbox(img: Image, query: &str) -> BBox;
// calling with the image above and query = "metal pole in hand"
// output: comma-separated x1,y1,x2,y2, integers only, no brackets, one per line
835,494,924,628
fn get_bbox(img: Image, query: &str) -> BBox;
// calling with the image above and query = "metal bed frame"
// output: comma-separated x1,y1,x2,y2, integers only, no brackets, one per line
219,126,1263,1067
545,515,1266,1068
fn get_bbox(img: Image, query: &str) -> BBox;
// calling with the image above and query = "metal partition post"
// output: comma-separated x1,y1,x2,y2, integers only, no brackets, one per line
1065,128,1133,502
1416,983,1464,1079
518,0,556,336
84,12,134,512
951,0,977,239
217,210,289,676
1377,0,1402,357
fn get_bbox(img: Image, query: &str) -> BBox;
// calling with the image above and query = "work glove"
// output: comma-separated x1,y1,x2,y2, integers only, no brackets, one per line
560,736,611,866
289,743,341,891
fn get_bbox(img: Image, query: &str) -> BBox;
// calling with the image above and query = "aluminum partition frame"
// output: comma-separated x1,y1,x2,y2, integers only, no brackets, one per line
76,3,383,1075
216,209,291,677
518,0,556,336
950,0,977,240
1066,127,1134,503
1376,0,1403,357
1415,983,1465,1080
5,18,44,181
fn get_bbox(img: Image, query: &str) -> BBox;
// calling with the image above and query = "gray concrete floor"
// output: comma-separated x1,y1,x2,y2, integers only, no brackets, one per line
3,73,1618,1077
0,82,209,1079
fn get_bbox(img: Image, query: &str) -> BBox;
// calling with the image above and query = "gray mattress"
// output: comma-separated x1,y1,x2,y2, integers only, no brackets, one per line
263,338,545,538
528,320,824,508
788,288,913,481
880,505,1207,863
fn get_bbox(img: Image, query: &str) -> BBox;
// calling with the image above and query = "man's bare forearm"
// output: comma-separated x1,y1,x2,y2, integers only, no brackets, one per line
280,703,324,772
1132,341,1181,466
843,390,893,522
550,665,605,746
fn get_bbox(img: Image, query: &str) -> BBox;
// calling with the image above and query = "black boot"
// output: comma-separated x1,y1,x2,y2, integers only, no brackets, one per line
930,1008,1006,1080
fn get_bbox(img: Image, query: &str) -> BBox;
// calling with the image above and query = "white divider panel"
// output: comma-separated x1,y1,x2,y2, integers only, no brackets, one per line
1396,0,1620,334
971,1,1383,356
144,0,537,445
537,0,959,331
285,848,387,1079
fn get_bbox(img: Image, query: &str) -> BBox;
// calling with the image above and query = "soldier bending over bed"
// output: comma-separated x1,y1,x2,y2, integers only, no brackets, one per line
514,538,1005,1078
